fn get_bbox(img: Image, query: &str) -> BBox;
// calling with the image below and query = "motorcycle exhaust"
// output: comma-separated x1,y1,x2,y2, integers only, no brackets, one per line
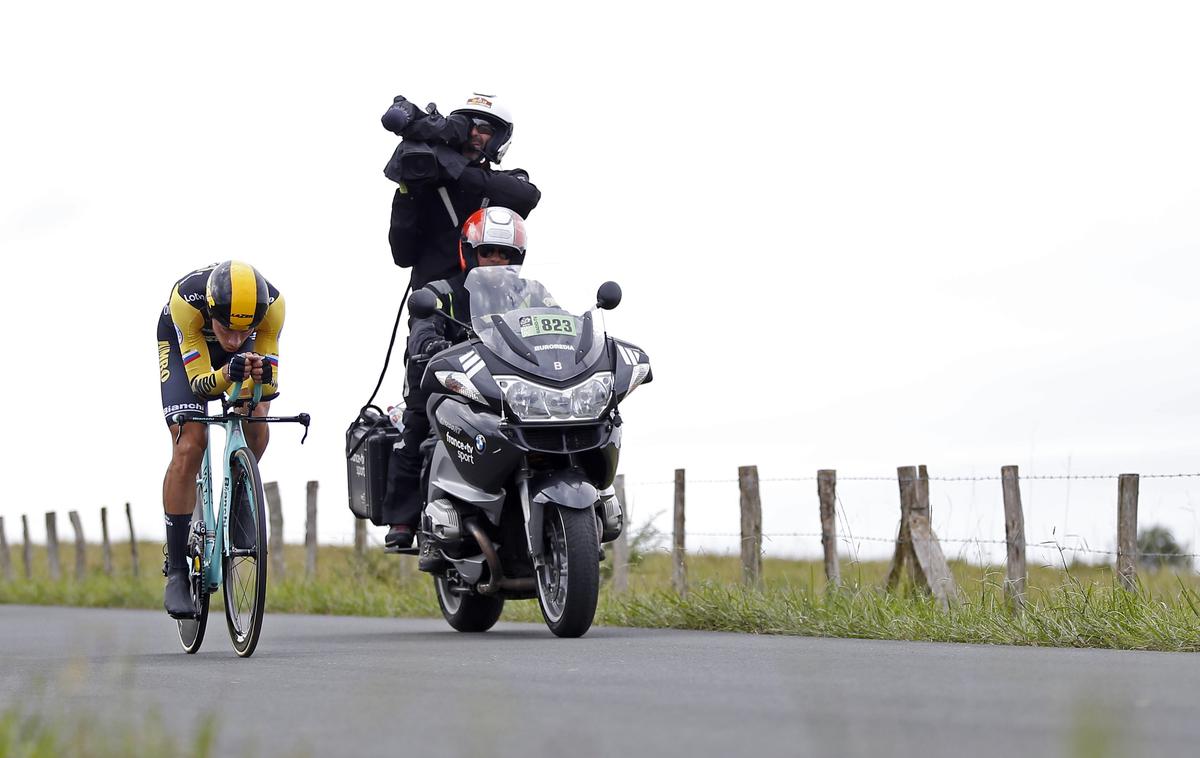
465,520,536,595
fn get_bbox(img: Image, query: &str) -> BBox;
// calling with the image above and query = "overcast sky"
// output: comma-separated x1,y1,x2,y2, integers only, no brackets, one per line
2,2,1199,563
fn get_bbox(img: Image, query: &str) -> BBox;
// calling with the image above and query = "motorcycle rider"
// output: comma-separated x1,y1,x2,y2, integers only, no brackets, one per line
381,207,528,550
383,92,540,291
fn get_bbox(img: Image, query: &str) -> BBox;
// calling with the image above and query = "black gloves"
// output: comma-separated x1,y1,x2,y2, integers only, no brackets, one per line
382,96,421,135
421,338,452,358
261,359,274,387
227,353,254,383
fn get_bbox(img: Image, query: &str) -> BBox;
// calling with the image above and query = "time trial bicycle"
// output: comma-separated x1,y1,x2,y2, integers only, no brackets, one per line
169,381,309,657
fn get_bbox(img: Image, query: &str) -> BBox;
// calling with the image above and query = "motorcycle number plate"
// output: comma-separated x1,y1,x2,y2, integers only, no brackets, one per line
518,315,577,338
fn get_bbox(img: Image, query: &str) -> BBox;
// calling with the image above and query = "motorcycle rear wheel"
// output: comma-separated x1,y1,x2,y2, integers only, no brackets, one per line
536,505,600,638
435,575,505,632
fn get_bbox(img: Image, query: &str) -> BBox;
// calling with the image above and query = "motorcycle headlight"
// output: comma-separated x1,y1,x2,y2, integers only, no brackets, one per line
496,373,613,423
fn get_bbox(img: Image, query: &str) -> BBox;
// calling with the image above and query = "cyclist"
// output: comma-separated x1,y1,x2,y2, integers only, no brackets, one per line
156,260,285,617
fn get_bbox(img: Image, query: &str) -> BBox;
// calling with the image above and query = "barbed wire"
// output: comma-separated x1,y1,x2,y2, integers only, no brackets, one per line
678,530,1200,559
629,472,1200,487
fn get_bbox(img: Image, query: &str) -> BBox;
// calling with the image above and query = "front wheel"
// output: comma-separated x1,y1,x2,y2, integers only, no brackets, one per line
536,505,600,638
222,447,268,657
435,574,505,632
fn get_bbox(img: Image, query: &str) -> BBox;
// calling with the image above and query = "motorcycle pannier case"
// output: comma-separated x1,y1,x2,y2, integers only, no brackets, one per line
345,407,401,526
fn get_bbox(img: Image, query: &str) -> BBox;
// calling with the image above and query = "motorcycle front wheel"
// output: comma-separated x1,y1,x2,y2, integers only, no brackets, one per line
535,505,600,638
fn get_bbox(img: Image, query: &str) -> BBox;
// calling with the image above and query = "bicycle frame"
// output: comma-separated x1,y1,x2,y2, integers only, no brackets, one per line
173,382,309,593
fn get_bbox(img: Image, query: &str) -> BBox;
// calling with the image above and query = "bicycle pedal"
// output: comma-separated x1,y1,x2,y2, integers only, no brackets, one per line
383,545,419,555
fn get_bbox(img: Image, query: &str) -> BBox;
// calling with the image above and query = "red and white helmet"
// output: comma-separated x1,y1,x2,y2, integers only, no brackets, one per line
458,207,528,271
450,92,514,164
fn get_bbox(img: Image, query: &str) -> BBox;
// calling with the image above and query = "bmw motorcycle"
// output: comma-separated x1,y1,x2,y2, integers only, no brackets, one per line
405,265,652,638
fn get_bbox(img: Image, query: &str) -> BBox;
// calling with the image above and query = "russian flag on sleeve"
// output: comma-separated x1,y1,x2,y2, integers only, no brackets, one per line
265,355,279,367
182,349,201,366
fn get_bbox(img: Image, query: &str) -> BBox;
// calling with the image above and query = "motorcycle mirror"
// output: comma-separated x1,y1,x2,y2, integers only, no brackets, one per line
409,289,438,319
596,281,622,310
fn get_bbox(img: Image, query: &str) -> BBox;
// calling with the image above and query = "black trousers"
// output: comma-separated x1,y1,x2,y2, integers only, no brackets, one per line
380,405,430,527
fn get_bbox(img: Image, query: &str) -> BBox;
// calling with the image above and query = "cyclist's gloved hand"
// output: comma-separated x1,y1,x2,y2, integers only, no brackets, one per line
226,353,263,383
260,358,274,387
421,339,452,359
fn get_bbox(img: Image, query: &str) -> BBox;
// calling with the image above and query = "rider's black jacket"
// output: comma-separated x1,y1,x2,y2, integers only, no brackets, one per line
388,155,540,290
404,272,471,402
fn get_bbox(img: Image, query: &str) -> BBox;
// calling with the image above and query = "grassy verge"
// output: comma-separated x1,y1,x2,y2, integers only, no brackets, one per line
0,702,218,758
3,541,1200,650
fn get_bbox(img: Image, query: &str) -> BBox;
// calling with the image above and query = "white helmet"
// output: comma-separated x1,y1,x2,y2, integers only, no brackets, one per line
450,92,514,164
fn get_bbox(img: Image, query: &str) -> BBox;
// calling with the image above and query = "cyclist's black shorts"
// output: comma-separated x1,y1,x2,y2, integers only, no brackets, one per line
156,306,275,425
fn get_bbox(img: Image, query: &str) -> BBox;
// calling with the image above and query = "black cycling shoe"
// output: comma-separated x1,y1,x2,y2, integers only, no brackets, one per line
164,569,197,619
385,525,415,549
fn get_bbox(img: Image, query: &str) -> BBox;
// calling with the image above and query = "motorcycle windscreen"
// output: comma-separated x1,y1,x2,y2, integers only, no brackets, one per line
467,266,607,382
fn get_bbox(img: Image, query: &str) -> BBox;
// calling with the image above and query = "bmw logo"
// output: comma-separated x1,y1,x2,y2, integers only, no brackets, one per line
475,434,486,452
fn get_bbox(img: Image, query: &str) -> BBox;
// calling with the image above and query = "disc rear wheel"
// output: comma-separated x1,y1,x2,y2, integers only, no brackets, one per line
177,488,209,653
177,574,210,653
222,447,268,657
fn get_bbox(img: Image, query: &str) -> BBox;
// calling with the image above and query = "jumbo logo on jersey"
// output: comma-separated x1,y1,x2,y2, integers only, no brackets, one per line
158,341,172,382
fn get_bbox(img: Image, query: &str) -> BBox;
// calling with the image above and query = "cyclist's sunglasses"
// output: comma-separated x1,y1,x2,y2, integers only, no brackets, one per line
476,245,514,261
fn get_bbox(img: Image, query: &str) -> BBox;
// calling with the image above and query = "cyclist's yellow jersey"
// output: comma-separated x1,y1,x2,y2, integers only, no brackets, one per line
167,264,285,400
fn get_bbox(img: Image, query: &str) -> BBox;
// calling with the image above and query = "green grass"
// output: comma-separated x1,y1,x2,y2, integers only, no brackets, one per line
0,702,217,758
4,541,1200,650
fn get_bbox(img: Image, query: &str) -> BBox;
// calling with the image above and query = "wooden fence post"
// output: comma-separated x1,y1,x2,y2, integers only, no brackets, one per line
22,515,32,579
45,512,61,581
0,516,11,582
908,465,956,607
100,507,113,576
354,519,367,555
305,481,319,579
611,474,630,593
1117,473,1140,591
265,482,286,580
885,466,956,607
673,468,687,597
1000,465,1027,610
738,465,763,588
125,503,139,578
885,468,915,590
817,470,839,588
68,511,86,581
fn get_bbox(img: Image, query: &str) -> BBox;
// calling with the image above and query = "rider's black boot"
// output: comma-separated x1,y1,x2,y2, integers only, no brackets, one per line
164,569,196,618
385,524,414,549
417,537,451,573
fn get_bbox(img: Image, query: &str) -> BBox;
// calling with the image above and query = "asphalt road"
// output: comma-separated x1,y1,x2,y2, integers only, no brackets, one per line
2,605,1198,757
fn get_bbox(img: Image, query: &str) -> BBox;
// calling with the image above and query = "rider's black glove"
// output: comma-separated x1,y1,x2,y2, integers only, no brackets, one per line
228,353,253,383
421,339,452,359
381,96,421,135
260,359,274,387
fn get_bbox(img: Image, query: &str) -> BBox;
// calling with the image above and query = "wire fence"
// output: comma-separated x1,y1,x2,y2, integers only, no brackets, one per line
619,468,1200,567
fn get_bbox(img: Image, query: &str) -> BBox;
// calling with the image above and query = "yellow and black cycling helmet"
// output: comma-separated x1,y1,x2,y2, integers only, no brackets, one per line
206,260,269,331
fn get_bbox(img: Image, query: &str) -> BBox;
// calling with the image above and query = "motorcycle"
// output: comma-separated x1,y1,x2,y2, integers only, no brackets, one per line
404,265,652,637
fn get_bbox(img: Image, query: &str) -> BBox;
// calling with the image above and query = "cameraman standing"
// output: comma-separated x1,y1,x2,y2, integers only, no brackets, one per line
377,92,540,548
383,92,541,290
